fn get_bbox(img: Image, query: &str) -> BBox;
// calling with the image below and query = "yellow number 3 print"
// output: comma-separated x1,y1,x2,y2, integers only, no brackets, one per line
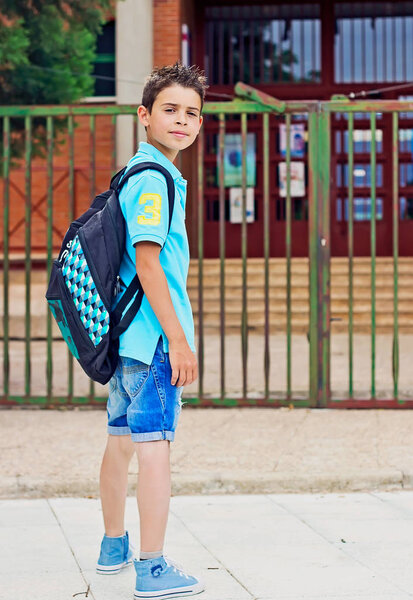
137,193,162,225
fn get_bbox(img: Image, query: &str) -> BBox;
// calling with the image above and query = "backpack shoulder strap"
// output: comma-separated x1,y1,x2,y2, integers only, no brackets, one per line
111,162,177,335
110,167,127,190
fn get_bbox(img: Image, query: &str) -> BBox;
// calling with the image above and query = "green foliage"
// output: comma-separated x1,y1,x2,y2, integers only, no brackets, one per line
0,0,113,164
0,1,113,105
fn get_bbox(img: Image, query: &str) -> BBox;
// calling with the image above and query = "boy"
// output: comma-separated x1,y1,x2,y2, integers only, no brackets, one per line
96,62,207,599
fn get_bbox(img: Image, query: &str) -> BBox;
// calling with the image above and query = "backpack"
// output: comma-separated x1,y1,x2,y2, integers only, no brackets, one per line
45,162,175,385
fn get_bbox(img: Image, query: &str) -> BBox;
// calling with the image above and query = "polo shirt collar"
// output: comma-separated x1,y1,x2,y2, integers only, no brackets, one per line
139,142,183,180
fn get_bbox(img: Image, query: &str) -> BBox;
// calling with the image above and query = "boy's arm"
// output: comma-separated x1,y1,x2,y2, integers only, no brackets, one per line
135,241,197,387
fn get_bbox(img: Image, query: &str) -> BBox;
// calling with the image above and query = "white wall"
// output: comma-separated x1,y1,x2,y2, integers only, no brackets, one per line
116,0,153,167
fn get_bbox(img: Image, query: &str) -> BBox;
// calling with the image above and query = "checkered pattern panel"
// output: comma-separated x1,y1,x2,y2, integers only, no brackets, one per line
62,235,109,346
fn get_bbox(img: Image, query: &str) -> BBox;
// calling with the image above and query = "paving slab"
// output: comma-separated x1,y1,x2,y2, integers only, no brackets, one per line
0,499,88,600
1,492,413,600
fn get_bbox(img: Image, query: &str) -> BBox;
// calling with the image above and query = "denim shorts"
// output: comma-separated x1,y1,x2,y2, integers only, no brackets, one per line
106,336,184,442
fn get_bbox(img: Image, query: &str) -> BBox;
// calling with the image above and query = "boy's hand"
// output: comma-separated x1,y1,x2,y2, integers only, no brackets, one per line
169,338,198,387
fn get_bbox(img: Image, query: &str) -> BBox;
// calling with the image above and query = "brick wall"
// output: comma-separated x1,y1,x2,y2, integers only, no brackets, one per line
153,0,181,67
0,115,115,254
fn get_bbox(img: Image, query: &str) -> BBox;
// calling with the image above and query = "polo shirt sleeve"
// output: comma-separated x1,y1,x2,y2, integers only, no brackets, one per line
121,170,169,248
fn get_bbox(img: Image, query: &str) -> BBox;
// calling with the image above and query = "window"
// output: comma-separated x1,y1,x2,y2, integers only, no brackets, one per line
205,4,321,85
92,21,115,97
334,2,413,83
335,129,383,154
336,164,383,188
336,197,383,221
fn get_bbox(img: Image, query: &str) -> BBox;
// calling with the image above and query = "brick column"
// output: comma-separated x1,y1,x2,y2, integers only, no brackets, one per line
153,0,181,67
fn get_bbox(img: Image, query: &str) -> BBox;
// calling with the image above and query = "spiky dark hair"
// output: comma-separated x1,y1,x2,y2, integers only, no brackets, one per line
141,61,208,113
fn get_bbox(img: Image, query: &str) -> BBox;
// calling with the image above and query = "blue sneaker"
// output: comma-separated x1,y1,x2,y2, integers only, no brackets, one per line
96,530,134,575
133,555,205,598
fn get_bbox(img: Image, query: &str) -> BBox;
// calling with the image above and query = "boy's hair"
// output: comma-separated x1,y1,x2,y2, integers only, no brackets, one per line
141,62,208,114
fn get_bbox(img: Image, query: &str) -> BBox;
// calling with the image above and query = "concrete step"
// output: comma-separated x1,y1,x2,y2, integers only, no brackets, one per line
188,257,413,275
188,273,413,288
188,286,413,302
189,298,413,314
1,256,412,335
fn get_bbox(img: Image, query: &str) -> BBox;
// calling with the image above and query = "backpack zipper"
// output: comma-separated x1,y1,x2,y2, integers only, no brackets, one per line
106,196,122,266
78,228,111,310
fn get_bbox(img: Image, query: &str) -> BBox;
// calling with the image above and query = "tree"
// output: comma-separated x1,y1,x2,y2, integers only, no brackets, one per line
0,0,114,162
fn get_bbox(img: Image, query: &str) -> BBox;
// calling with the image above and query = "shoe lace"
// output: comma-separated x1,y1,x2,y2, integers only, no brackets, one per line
164,555,191,579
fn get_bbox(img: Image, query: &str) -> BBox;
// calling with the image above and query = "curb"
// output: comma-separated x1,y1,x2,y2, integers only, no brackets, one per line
0,469,410,499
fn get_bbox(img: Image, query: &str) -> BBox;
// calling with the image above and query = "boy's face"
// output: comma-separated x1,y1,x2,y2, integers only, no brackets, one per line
138,84,203,161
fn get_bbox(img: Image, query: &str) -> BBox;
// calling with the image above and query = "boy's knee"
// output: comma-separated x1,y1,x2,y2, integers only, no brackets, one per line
107,434,134,457
135,440,170,466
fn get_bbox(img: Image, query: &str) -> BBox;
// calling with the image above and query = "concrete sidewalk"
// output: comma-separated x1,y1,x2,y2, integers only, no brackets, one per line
1,407,413,498
1,492,413,600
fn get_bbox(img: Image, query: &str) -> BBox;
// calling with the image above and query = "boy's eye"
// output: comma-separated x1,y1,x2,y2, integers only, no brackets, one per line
165,108,197,117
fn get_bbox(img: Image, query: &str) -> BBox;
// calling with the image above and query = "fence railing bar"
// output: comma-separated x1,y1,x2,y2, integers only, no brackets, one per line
1,102,413,119
392,111,399,400
111,114,117,176
46,116,54,401
24,116,32,397
197,126,205,401
285,113,292,400
67,115,75,401
218,113,226,400
0,106,138,117
308,108,318,406
370,111,377,400
347,112,354,399
320,106,331,407
2,116,10,399
89,115,96,401
262,112,270,401
241,112,248,400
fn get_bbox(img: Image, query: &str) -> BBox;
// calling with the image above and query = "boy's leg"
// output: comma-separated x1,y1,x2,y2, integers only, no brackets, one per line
135,439,171,553
99,434,135,536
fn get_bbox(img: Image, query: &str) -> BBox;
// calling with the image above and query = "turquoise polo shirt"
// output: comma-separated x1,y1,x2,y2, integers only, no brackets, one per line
115,141,195,365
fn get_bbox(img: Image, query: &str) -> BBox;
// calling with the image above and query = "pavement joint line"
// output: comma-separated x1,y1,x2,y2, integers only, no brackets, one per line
266,492,413,599
47,498,96,600
371,489,413,520
168,504,255,600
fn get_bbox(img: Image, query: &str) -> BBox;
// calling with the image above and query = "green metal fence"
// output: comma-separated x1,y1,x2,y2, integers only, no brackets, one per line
1,87,413,408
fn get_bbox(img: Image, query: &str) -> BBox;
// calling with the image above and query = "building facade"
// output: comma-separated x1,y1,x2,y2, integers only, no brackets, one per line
2,0,413,259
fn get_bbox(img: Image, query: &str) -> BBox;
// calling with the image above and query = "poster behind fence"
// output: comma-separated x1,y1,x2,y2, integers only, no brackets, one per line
278,162,305,197
229,187,255,223
279,123,306,158
221,133,256,187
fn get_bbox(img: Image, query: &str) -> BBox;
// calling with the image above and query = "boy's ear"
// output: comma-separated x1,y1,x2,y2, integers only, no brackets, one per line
137,105,150,127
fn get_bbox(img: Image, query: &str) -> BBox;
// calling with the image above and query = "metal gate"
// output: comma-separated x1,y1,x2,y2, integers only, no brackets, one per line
1,87,413,407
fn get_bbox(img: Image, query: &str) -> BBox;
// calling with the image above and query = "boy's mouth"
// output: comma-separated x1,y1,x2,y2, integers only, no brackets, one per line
170,131,188,138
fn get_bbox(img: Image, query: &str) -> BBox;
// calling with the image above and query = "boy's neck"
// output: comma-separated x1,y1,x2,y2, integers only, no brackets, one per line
145,138,179,164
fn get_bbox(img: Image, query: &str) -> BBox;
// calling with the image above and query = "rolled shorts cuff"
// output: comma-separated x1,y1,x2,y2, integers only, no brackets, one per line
131,430,175,443
107,425,132,436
